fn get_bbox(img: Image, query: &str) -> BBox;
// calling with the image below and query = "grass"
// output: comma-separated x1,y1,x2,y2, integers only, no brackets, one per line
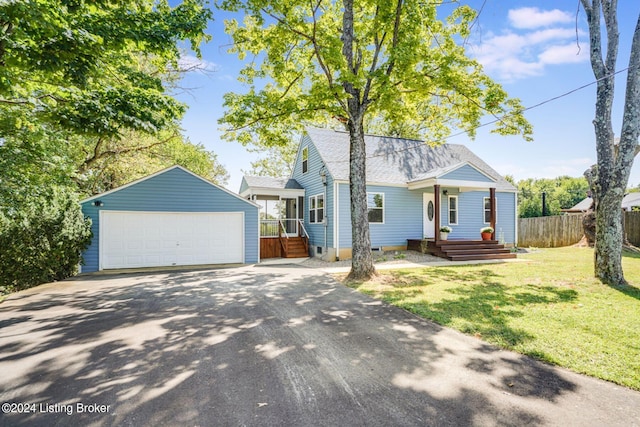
342,247,640,390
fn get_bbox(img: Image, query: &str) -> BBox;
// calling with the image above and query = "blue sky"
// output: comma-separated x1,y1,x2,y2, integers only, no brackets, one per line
174,1,640,193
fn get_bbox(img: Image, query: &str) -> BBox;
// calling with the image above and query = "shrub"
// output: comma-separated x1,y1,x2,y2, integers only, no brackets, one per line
0,188,92,293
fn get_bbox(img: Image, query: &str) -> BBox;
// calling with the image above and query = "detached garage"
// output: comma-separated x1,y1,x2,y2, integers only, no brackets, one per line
80,166,259,272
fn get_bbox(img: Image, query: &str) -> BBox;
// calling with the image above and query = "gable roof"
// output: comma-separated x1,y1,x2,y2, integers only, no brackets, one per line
305,127,515,191
81,165,258,207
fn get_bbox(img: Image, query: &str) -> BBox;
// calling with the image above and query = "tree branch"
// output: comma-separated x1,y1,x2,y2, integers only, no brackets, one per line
79,133,179,173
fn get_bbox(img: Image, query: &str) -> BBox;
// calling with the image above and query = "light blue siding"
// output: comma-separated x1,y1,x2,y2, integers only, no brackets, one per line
81,167,259,272
334,186,516,248
337,184,426,249
441,164,494,182
292,134,334,249
239,177,249,194
439,190,515,244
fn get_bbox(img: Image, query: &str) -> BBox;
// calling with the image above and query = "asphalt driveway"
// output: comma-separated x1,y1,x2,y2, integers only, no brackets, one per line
1,264,639,426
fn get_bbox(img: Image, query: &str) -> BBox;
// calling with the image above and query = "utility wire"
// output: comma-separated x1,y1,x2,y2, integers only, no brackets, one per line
325,65,633,164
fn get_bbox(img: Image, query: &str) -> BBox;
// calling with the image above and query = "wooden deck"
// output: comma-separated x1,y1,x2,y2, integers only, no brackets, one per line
408,239,517,261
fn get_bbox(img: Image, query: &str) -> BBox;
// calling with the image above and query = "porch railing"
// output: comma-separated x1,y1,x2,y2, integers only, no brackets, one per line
260,219,299,237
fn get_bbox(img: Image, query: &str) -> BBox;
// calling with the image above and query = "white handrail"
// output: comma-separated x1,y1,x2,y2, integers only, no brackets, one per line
278,220,289,239
298,219,309,239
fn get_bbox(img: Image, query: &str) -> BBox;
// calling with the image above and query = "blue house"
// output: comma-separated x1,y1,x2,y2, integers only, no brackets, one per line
80,166,259,272
240,127,517,261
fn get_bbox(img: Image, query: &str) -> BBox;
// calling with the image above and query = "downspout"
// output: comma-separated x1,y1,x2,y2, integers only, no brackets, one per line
323,180,327,259
514,191,519,247
335,181,340,261
320,165,328,259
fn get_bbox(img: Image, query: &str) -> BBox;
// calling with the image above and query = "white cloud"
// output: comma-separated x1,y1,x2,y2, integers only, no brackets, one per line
508,7,573,29
178,54,219,73
538,43,586,64
469,8,588,81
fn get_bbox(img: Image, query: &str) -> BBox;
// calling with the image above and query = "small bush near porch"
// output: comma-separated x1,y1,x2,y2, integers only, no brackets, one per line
343,247,640,390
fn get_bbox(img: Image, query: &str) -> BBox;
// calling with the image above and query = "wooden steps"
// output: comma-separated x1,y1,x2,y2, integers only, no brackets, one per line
282,236,309,258
425,239,517,261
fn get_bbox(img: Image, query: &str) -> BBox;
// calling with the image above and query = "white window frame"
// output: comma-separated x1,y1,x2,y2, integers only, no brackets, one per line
448,195,458,225
483,197,497,224
309,193,324,224
302,147,308,174
367,192,385,224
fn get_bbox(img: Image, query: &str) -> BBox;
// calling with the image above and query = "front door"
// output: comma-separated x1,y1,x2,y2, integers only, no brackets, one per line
423,193,435,239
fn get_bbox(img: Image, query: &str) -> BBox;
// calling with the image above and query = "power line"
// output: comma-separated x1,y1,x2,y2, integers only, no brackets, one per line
325,65,633,164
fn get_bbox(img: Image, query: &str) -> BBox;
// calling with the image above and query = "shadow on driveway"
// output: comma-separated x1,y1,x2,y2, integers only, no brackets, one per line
0,265,638,426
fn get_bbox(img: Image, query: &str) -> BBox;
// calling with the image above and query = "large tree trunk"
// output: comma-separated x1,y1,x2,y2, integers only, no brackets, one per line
346,112,376,281
580,1,640,285
342,0,376,281
595,191,626,284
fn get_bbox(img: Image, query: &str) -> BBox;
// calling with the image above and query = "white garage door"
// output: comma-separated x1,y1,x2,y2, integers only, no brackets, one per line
100,211,244,270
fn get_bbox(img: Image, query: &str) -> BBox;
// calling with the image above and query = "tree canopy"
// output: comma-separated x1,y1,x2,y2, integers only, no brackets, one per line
1,0,211,138
218,0,532,279
517,176,590,218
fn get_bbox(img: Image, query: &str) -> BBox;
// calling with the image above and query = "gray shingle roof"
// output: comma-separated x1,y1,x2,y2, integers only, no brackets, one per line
243,176,303,190
306,127,515,191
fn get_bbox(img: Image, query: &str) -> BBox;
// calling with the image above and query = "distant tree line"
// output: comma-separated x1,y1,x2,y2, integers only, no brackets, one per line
506,176,590,218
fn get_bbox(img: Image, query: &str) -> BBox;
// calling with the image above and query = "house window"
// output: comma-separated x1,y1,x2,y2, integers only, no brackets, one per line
309,194,324,223
448,195,458,225
483,197,497,224
367,192,384,223
302,147,308,173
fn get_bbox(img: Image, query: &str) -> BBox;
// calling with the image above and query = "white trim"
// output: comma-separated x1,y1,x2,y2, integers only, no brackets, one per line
82,165,259,208
483,196,497,224
239,187,305,199
448,195,459,225
309,193,325,224
367,192,385,224
514,192,519,246
408,178,498,191
334,181,339,259
412,161,498,182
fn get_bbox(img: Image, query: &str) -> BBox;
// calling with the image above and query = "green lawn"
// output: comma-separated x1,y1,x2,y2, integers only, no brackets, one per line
344,247,640,390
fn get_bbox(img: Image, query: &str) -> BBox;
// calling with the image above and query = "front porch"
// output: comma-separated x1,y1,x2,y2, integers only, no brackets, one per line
260,219,309,259
408,238,516,261
239,176,310,259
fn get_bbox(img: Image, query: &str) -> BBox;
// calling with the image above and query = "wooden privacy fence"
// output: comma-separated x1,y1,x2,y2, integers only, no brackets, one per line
518,211,640,248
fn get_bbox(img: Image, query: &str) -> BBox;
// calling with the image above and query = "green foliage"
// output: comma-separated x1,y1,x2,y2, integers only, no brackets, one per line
245,144,297,178
217,0,532,147
73,129,229,196
516,176,590,218
0,188,92,293
0,0,212,138
218,0,533,279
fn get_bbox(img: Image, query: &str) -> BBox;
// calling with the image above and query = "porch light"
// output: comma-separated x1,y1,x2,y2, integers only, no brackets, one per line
319,166,327,185
93,200,104,207
443,189,448,196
